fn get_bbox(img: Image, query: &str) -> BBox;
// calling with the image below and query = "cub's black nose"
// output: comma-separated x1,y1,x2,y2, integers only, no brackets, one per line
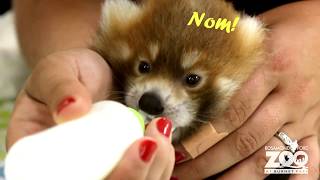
138,92,164,115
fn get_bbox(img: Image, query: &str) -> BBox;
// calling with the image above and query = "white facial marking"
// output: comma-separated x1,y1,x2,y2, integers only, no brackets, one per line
101,0,142,32
125,78,194,130
216,77,240,97
182,51,201,69
115,41,132,59
149,43,159,60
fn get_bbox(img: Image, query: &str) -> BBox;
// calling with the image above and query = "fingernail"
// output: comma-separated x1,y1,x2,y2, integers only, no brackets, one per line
156,117,172,138
57,96,76,114
139,139,157,162
170,176,179,180
175,151,186,164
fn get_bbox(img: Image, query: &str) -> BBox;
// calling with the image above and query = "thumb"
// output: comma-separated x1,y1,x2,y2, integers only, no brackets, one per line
26,49,112,123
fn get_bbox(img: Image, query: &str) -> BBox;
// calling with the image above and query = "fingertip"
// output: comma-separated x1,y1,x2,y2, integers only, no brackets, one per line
120,137,158,164
107,137,157,180
145,117,173,140
139,138,158,163
53,92,92,124
112,137,158,166
156,117,173,138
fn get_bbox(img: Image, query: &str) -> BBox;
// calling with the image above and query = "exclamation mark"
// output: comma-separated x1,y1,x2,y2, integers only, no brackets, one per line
231,16,240,32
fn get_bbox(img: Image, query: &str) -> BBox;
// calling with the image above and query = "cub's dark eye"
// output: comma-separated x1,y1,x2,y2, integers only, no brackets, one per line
138,61,151,73
185,74,201,87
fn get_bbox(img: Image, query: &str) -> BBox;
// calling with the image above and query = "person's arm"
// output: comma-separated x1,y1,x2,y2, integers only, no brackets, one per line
7,1,112,146
9,2,176,178
13,0,103,67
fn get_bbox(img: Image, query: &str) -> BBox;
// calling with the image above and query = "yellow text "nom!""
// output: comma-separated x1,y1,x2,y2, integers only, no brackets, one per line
187,11,240,33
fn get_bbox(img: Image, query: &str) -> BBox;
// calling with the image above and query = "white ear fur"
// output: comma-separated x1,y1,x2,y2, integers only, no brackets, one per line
113,41,132,59
101,0,143,32
181,50,201,69
216,77,240,97
148,43,160,60
238,16,265,46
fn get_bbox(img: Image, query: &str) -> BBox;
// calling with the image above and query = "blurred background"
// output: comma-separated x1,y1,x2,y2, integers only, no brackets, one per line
0,1,29,178
0,0,10,15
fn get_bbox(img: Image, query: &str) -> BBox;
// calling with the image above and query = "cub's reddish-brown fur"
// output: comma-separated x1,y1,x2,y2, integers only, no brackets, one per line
93,0,265,140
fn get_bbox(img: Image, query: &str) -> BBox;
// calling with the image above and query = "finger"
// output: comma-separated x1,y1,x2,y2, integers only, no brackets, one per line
218,137,283,180
106,138,158,180
160,156,175,180
173,144,190,164
144,118,175,180
173,94,286,179
26,49,112,122
290,135,319,180
212,64,278,134
6,89,55,150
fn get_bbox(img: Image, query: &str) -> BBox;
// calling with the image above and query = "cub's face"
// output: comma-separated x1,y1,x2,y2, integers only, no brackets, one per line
94,0,265,140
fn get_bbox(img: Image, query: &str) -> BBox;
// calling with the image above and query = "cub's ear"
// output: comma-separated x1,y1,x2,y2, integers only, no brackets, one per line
237,15,265,49
100,0,145,34
93,0,147,60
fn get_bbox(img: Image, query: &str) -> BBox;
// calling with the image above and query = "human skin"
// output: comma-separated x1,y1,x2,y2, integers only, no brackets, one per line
6,49,175,180
9,0,110,145
9,0,175,179
173,1,320,179
8,0,320,179
14,0,103,67
107,118,175,180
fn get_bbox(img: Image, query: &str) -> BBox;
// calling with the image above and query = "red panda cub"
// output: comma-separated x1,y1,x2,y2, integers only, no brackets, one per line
93,0,265,141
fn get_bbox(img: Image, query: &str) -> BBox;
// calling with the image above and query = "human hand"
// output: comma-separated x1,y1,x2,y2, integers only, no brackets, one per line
6,48,175,179
173,1,320,179
6,48,112,149
107,118,175,180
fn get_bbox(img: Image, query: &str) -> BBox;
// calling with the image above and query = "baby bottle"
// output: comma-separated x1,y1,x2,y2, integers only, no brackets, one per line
5,100,145,180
